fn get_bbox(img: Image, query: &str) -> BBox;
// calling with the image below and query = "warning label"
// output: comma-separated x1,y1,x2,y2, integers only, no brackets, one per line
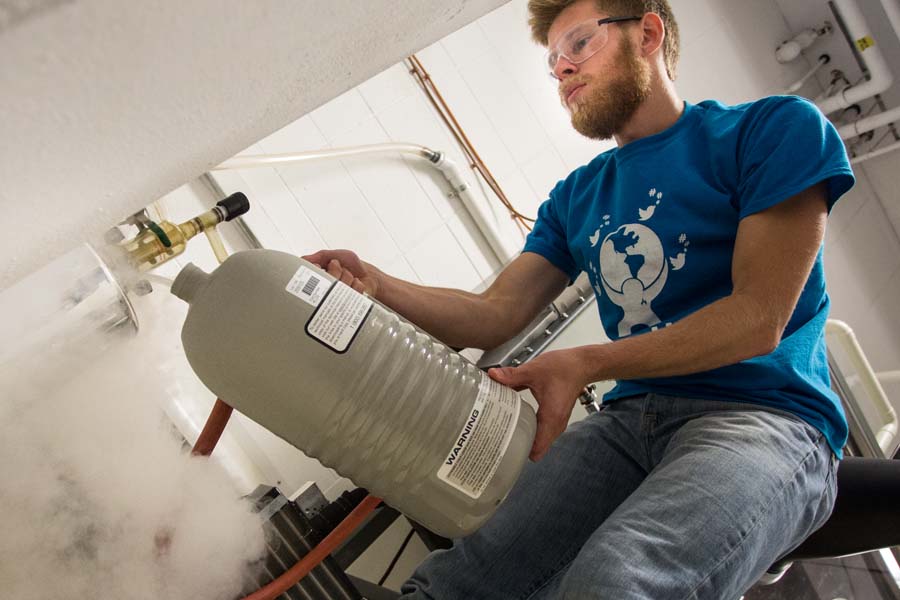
437,373,521,499
305,282,373,353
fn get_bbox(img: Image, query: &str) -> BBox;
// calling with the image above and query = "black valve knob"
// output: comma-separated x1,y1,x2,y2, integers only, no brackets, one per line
216,192,250,221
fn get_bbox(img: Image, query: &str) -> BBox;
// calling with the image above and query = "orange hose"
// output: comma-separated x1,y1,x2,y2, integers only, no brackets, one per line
191,398,233,456
240,494,383,600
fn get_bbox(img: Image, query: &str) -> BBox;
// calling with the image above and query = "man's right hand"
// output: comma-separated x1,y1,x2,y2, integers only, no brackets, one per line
302,249,382,297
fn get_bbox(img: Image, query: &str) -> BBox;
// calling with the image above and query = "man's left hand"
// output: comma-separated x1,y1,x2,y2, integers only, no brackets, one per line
488,349,589,461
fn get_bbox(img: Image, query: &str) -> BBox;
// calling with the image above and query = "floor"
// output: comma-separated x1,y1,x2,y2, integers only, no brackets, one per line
745,552,900,600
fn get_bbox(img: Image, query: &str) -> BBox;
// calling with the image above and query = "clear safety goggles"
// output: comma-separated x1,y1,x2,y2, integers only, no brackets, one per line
546,16,642,79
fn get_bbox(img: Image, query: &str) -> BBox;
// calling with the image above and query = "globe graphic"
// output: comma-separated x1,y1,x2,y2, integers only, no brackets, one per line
598,224,665,293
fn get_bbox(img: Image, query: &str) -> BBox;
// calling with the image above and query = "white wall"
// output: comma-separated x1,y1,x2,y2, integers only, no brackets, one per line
146,0,900,587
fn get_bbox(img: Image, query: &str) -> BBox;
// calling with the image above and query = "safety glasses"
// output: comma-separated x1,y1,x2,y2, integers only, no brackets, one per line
546,16,642,79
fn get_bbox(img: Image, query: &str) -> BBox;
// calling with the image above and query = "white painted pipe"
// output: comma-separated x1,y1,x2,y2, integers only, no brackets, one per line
881,0,900,44
785,55,829,94
428,153,517,264
876,370,900,384
816,0,894,115
214,143,514,265
839,103,900,139
826,319,899,453
849,138,900,164
216,143,436,169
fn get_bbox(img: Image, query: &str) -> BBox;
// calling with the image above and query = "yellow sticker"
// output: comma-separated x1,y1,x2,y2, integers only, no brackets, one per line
856,35,875,51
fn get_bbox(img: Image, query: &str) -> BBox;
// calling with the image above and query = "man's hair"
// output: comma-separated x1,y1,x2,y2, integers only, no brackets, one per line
527,0,680,80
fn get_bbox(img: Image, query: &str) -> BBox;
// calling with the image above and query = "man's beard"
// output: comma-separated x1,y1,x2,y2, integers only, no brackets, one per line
568,36,652,140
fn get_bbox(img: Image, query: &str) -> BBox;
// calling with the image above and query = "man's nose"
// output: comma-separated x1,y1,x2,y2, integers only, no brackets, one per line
552,55,578,80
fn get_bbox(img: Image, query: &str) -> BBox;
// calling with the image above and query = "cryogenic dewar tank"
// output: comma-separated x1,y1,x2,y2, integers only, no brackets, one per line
171,249,537,538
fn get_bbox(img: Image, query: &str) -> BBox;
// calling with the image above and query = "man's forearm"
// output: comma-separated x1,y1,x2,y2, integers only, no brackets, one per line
573,292,780,384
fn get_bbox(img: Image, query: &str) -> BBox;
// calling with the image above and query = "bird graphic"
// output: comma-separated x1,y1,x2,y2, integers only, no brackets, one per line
669,252,686,270
638,205,656,221
589,229,601,247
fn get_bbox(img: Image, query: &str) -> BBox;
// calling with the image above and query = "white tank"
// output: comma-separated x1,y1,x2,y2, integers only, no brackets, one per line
170,249,536,537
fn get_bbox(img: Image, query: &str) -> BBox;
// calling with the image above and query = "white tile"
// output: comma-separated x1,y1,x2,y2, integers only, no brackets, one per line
233,201,295,254
825,189,900,328
328,113,392,148
827,178,871,245
277,160,401,267
357,62,420,116
416,57,519,177
461,50,554,166
477,0,534,53
375,92,473,218
492,166,542,223
852,265,900,373
256,115,328,155
235,167,326,256
838,193,900,300
451,172,530,258
376,92,456,157
331,117,445,252
478,1,549,93
718,0,810,91
378,254,421,283
413,39,457,83
859,155,900,241
309,88,374,144
446,211,503,281
520,146,568,204
823,233,871,319
404,224,483,291
407,42,520,176
672,0,727,46
157,182,211,223
440,20,494,71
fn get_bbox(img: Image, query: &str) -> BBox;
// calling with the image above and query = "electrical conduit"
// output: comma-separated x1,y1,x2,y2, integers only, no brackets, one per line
826,319,899,453
816,0,894,116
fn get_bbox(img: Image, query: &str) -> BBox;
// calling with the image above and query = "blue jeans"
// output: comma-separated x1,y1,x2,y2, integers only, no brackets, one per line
400,394,838,600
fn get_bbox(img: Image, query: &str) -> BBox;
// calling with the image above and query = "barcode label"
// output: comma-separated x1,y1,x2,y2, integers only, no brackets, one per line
302,275,320,296
286,266,329,307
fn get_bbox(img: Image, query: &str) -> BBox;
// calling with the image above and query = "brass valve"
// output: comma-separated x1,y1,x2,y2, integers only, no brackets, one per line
121,192,248,271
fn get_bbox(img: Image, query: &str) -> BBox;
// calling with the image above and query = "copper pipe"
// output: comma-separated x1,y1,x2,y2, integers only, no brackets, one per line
191,398,234,456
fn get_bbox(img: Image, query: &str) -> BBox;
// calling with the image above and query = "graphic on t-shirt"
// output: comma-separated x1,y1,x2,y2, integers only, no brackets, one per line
589,187,689,337
670,233,690,270
638,188,663,220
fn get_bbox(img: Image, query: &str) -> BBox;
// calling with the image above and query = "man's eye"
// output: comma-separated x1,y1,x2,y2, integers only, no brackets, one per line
570,36,591,55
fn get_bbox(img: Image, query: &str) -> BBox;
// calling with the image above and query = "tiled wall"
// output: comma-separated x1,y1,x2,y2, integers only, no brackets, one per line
155,0,900,578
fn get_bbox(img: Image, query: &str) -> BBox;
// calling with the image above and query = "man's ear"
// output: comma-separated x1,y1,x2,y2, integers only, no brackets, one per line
639,12,665,58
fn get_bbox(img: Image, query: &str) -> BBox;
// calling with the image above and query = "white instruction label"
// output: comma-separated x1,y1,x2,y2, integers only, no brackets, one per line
437,373,521,499
305,281,373,353
286,266,329,307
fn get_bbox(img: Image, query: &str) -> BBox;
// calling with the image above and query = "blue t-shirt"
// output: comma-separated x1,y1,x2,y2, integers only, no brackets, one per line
523,96,855,456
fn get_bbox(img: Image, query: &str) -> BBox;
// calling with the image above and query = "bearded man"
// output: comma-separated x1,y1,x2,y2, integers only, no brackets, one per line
305,1,855,597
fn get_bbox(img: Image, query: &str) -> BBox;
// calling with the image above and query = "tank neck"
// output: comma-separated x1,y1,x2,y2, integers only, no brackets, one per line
171,263,211,303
